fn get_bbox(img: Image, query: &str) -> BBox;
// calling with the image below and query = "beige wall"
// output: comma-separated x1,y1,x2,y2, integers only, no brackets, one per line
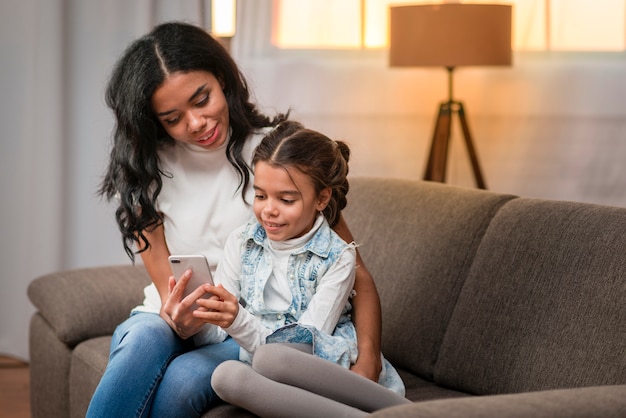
238,51,626,207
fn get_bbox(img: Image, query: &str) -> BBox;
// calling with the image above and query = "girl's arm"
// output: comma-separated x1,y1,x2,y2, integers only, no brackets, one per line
332,214,383,381
138,223,211,339
197,243,357,355
193,227,271,352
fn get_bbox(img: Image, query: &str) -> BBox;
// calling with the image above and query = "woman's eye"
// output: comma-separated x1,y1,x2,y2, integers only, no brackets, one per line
254,194,265,200
164,116,180,126
195,94,209,107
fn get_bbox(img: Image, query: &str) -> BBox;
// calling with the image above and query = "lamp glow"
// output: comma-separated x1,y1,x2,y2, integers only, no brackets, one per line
212,0,236,38
389,3,512,189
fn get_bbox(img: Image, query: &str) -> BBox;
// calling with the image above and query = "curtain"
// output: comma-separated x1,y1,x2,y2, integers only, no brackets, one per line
0,0,213,361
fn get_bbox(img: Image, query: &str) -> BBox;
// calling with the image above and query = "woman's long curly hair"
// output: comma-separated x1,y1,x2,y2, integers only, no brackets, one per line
99,22,288,260
252,121,350,228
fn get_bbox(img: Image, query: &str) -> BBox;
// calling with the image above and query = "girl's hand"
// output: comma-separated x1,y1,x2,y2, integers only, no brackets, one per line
193,284,239,328
160,269,214,339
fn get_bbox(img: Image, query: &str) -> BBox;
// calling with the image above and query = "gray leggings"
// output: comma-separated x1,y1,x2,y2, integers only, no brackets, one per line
211,343,410,418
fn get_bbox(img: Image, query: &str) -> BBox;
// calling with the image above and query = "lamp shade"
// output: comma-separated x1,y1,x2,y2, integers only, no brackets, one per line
389,3,512,68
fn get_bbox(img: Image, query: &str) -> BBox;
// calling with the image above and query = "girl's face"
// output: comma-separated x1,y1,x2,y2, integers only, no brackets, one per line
151,71,229,150
253,161,331,241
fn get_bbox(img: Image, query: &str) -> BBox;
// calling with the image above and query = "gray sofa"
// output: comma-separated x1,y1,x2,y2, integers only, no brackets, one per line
28,177,626,418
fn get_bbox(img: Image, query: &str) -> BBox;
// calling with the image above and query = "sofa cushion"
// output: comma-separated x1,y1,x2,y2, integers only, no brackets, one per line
435,198,626,394
397,368,469,403
29,313,73,418
70,336,111,418
344,178,516,379
28,265,150,346
370,385,626,418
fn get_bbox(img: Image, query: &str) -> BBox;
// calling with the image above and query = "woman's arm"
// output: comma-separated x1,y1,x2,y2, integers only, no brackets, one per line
138,223,209,339
137,223,171,301
332,214,383,381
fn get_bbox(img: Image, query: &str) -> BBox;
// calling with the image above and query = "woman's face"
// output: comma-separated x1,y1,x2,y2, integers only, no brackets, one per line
151,71,230,150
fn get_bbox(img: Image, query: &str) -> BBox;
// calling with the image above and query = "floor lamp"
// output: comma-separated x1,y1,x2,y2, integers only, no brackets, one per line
389,3,512,189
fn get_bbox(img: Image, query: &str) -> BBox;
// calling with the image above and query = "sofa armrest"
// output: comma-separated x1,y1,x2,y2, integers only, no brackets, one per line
371,385,626,418
28,265,150,347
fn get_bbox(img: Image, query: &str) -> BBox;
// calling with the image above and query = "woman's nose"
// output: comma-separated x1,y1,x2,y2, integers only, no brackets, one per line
187,112,206,133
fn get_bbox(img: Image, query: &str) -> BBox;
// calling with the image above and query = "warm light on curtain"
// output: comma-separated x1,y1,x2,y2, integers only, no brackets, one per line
212,0,237,37
550,0,625,50
273,0,626,51
273,0,362,48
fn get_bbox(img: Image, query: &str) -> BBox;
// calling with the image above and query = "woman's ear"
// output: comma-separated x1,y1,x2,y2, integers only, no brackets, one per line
316,187,332,211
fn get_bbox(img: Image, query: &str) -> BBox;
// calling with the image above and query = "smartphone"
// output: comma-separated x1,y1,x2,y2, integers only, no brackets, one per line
168,254,215,299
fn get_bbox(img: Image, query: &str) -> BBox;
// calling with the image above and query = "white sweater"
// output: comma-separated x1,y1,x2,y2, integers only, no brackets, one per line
133,130,267,314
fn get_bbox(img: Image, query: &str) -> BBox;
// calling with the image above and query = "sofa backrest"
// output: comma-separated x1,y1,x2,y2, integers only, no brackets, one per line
435,197,626,394
344,177,516,380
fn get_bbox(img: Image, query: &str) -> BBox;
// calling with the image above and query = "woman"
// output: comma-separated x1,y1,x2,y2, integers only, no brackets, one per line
87,21,383,418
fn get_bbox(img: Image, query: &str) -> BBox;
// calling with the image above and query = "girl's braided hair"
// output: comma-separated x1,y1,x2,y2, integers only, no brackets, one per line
252,120,350,227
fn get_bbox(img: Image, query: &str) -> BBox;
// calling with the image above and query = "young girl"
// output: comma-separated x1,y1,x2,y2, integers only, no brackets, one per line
195,121,409,417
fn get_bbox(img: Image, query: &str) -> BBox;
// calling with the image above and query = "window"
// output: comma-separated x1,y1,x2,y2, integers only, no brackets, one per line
272,0,626,51
273,0,362,48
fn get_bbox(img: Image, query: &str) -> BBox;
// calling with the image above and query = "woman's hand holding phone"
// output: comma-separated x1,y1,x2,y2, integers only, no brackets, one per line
161,255,217,339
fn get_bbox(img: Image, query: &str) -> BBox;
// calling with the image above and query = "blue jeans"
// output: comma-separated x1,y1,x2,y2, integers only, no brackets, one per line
86,312,240,418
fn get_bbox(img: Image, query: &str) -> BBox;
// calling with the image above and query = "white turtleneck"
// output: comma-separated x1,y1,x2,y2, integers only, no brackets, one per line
133,129,268,313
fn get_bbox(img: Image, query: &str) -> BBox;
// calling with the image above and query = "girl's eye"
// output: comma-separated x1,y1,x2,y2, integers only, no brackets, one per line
254,194,266,200
281,199,295,205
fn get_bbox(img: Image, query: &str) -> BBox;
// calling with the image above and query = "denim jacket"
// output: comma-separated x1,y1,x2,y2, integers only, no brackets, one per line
195,214,407,395
238,218,353,332
237,219,405,395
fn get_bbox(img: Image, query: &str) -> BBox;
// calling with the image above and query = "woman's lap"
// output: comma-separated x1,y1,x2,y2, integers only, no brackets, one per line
86,312,239,418
151,334,240,417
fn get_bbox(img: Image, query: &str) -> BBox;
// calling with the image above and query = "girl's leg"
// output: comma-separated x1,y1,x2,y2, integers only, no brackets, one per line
86,313,189,418
212,360,367,418
253,343,411,412
149,337,240,418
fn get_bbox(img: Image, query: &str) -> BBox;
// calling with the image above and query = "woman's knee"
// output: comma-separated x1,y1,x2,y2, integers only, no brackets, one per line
121,313,173,337
153,354,227,416
110,313,181,360
158,342,238,404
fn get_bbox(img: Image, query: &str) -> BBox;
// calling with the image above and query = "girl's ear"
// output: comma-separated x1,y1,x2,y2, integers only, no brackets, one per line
316,187,332,211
